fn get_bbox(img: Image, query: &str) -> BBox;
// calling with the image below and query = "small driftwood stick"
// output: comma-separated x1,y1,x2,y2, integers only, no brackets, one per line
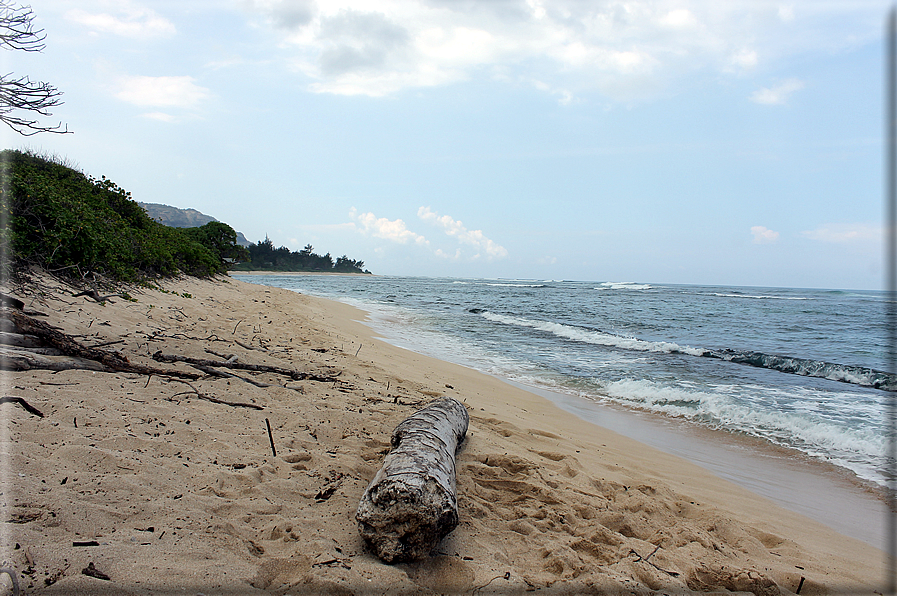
188,364,271,388
0,396,44,417
356,397,469,563
168,380,264,410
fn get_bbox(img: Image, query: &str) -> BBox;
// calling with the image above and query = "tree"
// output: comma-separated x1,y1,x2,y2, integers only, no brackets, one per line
0,1,69,136
184,221,250,266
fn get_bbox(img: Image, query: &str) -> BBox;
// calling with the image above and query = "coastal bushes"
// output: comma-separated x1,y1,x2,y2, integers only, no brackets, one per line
1,149,244,283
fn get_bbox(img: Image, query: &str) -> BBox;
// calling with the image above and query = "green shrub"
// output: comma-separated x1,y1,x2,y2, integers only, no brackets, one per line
1,149,230,283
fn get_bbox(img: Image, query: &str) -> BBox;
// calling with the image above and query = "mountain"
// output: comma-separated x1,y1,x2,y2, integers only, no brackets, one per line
138,202,251,247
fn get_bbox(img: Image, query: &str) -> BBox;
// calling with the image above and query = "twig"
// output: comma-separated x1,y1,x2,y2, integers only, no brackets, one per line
88,339,124,349
628,547,679,577
0,396,44,417
265,418,277,457
167,379,264,410
72,290,123,303
473,571,511,594
189,364,271,388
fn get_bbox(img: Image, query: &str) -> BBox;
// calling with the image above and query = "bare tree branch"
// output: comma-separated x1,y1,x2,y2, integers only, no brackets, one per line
0,1,44,52
0,1,70,136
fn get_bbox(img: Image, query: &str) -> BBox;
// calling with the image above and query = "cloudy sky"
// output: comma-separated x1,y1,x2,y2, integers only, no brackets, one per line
3,0,891,289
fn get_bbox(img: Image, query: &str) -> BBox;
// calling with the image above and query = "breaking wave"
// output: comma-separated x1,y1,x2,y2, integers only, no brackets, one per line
710,293,811,300
479,311,706,356
703,349,897,392
477,310,897,392
597,281,652,290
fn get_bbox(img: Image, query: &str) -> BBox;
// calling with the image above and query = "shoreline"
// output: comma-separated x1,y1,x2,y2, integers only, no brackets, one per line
275,275,889,546
504,379,890,548
290,287,892,581
325,288,890,548
4,274,890,593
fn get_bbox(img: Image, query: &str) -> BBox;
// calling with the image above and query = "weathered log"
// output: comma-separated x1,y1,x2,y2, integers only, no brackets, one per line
356,397,469,563
2,310,200,380
0,348,109,372
0,331,42,348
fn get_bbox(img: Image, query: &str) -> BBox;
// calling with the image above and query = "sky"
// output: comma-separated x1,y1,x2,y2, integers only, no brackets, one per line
2,0,892,289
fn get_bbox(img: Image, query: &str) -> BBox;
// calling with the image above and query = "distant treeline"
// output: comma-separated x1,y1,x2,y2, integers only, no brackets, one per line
230,238,370,274
2,149,247,283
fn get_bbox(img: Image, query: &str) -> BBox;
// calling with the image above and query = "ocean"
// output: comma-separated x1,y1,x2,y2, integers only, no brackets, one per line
234,274,892,492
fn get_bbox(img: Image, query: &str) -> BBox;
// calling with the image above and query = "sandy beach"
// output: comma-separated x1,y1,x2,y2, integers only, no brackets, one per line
0,273,890,594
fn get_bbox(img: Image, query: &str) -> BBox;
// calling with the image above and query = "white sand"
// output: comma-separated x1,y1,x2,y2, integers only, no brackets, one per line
1,274,889,594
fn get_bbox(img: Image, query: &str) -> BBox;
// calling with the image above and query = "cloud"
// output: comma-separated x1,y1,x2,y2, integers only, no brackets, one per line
750,78,804,105
801,223,881,243
141,112,176,122
751,226,779,244
350,208,428,245
256,0,316,29
240,1,882,100
418,206,507,259
66,4,176,38
778,5,796,23
116,76,211,108
729,48,758,69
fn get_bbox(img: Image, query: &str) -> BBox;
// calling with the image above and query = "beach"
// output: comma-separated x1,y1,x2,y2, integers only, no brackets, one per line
1,273,890,594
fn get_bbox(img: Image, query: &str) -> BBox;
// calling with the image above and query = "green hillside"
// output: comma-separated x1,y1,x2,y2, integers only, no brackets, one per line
1,149,247,284
138,202,251,247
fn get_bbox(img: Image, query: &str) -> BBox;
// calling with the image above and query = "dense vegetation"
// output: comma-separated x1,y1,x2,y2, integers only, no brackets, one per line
1,149,247,283
230,238,369,274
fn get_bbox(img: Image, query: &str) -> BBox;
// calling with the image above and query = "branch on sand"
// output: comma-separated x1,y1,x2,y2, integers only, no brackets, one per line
1,309,200,379
167,379,264,410
152,352,340,383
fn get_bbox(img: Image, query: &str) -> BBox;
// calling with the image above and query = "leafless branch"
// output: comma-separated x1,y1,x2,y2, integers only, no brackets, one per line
0,1,44,52
0,2,70,136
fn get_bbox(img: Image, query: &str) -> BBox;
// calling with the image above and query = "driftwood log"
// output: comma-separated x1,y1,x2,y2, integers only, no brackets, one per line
356,397,469,563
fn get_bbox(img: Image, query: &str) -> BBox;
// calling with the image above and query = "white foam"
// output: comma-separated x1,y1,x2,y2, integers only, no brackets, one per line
481,312,706,356
482,283,547,288
597,281,652,290
602,379,887,485
710,293,811,300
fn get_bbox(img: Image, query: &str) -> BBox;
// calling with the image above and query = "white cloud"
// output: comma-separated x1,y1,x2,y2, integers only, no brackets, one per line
239,1,882,100
418,206,507,259
751,226,779,244
730,48,758,69
750,78,804,105
66,4,176,38
659,9,698,30
350,208,428,245
778,5,796,23
435,248,462,260
141,112,176,122
801,223,881,243
116,76,211,108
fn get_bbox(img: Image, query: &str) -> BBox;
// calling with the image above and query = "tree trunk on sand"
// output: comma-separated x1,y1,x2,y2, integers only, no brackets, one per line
356,397,469,563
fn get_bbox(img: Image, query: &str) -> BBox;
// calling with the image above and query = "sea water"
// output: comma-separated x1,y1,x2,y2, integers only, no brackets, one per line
234,275,892,491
